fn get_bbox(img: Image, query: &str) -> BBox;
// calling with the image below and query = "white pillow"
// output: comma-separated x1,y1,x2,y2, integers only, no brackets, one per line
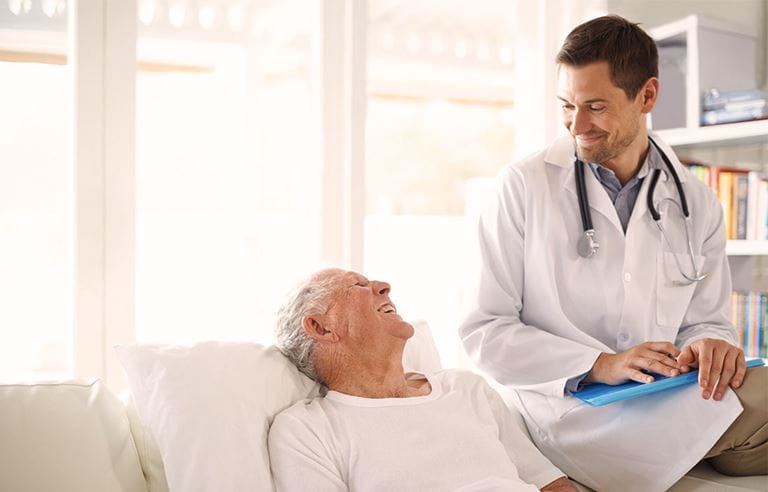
115,342,319,492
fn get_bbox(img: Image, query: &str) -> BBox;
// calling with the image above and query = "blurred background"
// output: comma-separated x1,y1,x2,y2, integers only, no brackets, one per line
1,0,767,389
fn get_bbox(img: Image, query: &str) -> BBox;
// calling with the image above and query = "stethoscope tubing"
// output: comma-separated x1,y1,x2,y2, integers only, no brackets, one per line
574,136,684,232
573,136,707,283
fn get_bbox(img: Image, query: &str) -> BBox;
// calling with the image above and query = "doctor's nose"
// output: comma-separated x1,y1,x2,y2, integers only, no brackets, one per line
569,108,593,136
372,280,390,296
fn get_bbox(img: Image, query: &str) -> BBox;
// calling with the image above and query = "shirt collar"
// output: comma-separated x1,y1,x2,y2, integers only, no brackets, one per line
588,140,667,182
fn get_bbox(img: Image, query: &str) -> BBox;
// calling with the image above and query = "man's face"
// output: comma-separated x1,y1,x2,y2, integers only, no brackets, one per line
557,61,646,164
316,269,414,348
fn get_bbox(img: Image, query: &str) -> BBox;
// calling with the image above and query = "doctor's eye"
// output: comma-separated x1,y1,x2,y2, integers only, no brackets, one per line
589,105,606,112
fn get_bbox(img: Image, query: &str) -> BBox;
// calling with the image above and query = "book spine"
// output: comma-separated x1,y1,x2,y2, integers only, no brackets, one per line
736,173,748,240
701,107,768,125
747,172,758,240
760,180,768,240
703,89,768,109
719,172,733,239
762,293,768,358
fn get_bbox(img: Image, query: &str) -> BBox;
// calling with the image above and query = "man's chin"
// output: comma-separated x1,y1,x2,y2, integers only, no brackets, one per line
577,146,611,165
402,321,415,339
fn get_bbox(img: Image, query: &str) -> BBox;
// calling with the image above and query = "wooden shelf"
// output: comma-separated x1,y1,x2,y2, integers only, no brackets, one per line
654,119,768,148
726,240,768,256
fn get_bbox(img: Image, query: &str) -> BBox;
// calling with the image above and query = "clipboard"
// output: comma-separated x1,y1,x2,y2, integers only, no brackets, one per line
573,358,765,407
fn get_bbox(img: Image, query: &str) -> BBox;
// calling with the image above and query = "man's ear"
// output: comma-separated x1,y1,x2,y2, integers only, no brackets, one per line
639,77,659,113
302,315,339,342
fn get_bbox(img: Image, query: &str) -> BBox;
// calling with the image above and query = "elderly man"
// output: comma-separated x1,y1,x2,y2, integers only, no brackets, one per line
268,268,577,492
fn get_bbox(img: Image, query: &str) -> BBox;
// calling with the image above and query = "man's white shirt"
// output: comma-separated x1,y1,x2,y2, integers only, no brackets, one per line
268,369,564,491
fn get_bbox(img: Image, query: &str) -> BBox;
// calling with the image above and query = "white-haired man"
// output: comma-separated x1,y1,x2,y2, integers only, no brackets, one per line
268,268,577,492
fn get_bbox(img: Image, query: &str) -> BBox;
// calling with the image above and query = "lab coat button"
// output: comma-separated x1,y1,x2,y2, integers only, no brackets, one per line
623,272,632,282
619,333,629,342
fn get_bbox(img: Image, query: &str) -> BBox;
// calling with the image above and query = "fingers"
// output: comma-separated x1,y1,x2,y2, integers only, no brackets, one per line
676,345,695,369
713,351,737,401
698,342,714,396
647,341,681,358
731,352,746,389
627,368,654,384
637,353,680,377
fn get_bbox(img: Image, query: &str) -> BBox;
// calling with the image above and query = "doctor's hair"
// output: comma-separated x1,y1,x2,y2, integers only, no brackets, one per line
556,14,658,99
274,273,336,384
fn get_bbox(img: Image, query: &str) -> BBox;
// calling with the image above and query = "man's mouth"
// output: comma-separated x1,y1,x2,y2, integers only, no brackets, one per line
576,134,605,146
377,303,397,314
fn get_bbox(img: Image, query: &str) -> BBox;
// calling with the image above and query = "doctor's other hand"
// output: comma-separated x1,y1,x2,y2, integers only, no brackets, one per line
585,341,681,385
677,338,746,401
540,476,578,492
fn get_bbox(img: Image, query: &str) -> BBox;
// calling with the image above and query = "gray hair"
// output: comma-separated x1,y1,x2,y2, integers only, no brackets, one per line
274,274,336,383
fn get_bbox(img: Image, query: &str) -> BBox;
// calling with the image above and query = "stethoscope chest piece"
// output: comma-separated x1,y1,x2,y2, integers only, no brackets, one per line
577,229,599,258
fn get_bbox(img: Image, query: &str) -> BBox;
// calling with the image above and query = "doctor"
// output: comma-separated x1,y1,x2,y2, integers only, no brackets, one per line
460,15,767,492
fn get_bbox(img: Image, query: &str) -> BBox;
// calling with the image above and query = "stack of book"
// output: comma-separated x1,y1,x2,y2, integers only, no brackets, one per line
701,88,768,126
686,163,768,240
731,291,767,358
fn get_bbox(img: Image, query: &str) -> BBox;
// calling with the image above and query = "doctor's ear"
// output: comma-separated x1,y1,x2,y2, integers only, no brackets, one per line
302,315,339,342
639,77,659,113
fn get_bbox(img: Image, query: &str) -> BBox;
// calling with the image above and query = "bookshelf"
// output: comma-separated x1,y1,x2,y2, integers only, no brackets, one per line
657,121,768,358
655,121,768,259
649,14,767,358
656,119,768,148
726,240,768,257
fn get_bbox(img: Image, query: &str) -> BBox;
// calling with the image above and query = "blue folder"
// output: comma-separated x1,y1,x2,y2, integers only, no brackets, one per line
573,358,765,407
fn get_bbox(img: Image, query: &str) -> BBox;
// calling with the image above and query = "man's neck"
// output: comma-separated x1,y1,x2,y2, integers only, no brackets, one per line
322,349,429,399
600,131,650,186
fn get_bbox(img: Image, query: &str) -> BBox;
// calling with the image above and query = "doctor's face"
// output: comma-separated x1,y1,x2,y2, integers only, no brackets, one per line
557,61,650,165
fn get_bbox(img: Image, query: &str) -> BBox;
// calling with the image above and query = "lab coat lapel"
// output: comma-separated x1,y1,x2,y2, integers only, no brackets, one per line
547,135,624,235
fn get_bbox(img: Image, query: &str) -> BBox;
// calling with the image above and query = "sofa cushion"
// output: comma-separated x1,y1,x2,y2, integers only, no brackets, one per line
0,378,146,492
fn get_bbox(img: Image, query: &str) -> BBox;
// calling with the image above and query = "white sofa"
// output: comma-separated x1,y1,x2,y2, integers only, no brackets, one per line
0,325,765,492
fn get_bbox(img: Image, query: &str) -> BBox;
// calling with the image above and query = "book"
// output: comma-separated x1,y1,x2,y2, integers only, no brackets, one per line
701,106,768,126
703,88,768,111
735,173,748,240
573,358,766,407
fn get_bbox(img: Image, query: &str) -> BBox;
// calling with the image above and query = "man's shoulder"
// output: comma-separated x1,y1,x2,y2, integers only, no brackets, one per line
433,368,491,391
271,396,329,433
501,147,549,178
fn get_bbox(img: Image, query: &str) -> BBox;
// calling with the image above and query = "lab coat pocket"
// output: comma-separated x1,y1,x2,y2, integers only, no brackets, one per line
656,251,706,328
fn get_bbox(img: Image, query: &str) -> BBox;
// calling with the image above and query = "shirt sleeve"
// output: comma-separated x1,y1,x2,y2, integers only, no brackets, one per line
675,186,739,349
480,377,565,489
460,164,604,398
268,410,346,492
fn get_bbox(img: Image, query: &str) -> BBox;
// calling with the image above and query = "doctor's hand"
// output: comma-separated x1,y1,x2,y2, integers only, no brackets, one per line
585,342,681,386
677,338,746,401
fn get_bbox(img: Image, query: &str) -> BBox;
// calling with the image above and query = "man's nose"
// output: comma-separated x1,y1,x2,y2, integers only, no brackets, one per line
571,107,592,135
372,281,390,296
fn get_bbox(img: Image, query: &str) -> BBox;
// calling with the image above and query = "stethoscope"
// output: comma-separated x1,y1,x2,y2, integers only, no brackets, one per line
575,136,708,285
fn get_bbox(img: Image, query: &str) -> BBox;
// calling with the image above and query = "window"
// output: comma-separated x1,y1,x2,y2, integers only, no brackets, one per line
365,2,517,366
135,2,321,344
0,3,72,378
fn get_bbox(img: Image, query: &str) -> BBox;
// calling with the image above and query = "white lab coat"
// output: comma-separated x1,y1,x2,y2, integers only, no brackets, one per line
460,134,743,492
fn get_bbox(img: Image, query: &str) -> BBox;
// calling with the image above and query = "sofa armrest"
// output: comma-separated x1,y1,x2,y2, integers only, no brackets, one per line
0,378,146,492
